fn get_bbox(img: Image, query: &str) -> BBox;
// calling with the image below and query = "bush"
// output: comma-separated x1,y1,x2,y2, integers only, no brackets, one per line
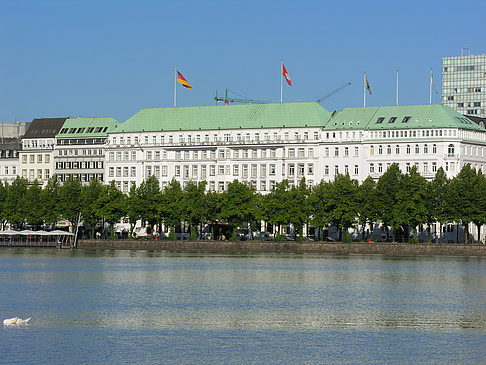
274,233,285,242
411,236,419,244
343,231,351,243
168,229,176,241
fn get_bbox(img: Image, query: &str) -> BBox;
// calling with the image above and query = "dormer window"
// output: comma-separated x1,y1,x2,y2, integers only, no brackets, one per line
402,116,411,123
376,117,384,124
388,117,397,124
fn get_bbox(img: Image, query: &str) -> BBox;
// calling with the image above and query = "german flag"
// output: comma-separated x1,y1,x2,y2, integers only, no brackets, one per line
177,71,192,89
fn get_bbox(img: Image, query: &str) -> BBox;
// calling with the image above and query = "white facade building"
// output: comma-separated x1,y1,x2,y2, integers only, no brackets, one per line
105,103,486,192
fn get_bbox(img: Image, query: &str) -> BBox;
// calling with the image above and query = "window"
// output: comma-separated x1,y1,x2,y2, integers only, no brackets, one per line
210,165,216,176
415,144,419,154
448,144,455,156
387,145,391,154
308,164,314,175
131,167,136,177
269,164,276,176
334,165,339,175
116,167,121,177
175,166,181,176
324,165,329,175
370,163,374,173
370,145,374,155
395,145,400,154
354,165,358,175
334,147,339,157
406,145,411,154
402,116,411,123
344,147,349,157
288,164,295,177
388,117,397,123
376,117,385,124
288,148,295,158
298,148,305,158
378,145,383,155
354,147,359,157
22,155,27,163
432,162,437,172
298,164,305,176
233,165,239,176
424,144,428,154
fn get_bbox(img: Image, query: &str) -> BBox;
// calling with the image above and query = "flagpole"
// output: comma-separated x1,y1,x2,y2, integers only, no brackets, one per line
429,68,432,105
174,65,177,107
396,70,399,106
280,59,283,103
363,72,366,108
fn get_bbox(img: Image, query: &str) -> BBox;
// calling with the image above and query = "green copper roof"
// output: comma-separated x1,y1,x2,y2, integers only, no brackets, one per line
327,104,484,131
114,102,332,133
58,117,118,138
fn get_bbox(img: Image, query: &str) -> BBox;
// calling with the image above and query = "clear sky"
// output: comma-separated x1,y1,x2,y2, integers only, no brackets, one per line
1,0,485,123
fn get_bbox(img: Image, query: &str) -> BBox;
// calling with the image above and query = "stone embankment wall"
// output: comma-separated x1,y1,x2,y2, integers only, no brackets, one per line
77,240,486,257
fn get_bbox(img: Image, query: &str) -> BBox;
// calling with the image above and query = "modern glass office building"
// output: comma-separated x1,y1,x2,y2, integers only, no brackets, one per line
442,54,486,117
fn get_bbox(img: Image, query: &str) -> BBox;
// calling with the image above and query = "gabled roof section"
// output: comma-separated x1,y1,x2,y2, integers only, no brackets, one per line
326,104,485,131
57,117,118,138
23,117,68,139
114,102,331,133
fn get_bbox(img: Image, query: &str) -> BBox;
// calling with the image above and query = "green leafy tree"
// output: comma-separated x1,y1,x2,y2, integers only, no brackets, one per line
4,177,29,229
126,183,140,237
326,174,359,241
59,176,83,227
471,170,486,243
81,179,104,238
426,168,449,242
309,180,333,240
286,178,310,240
136,175,161,230
95,182,127,237
356,176,377,240
261,180,291,237
375,164,402,241
160,179,183,237
182,181,207,239
205,190,222,239
41,177,62,228
396,166,428,241
446,164,477,243
219,180,257,238
0,181,8,229
25,181,44,229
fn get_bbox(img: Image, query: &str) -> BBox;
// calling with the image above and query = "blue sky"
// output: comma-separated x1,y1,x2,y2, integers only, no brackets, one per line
1,0,485,123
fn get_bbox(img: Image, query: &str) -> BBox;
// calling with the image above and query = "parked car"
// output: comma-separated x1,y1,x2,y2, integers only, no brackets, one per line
254,232,273,241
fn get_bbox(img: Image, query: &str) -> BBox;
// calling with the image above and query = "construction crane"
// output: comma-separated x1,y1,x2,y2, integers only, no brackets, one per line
315,82,351,104
214,89,267,105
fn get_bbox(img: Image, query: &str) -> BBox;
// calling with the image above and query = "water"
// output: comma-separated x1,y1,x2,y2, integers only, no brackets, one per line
0,249,485,364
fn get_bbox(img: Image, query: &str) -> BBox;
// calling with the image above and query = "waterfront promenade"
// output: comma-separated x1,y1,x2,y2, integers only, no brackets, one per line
78,239,486,257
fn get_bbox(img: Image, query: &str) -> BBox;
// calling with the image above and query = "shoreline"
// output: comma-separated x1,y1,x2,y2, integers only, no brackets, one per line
76,240,486,257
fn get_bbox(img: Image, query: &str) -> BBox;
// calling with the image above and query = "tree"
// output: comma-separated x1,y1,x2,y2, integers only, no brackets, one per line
182,181,207,239
309,180,333,240
326,174,358,241
81,179,104,238
446,164,477,243
375,164,402,241
4,177,29,229
160,179,183,237
356,176,377,240
471,170,486,243
219,180,257,239
286,178,310,240
59,176,83,227
41,177,62,228
396,166,428,241
25,181,44,229
0,181,8,229
136,175,161,230
95,182,127,237
426,168,449,242
261,180,291,237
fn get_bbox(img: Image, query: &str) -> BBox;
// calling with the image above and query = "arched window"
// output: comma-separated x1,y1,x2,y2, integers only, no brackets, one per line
378,145,383,154
432,144,437,154
370,145,374,155
448,144,455,156
406,145,411,154
415,144,420,154
424,144,428,154
387,145,392,154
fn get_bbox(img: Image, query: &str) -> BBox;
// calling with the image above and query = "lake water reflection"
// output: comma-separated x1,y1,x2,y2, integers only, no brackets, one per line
0,249,485,364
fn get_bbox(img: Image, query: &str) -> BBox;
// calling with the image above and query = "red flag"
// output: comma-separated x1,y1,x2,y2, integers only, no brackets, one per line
282,62,292,86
